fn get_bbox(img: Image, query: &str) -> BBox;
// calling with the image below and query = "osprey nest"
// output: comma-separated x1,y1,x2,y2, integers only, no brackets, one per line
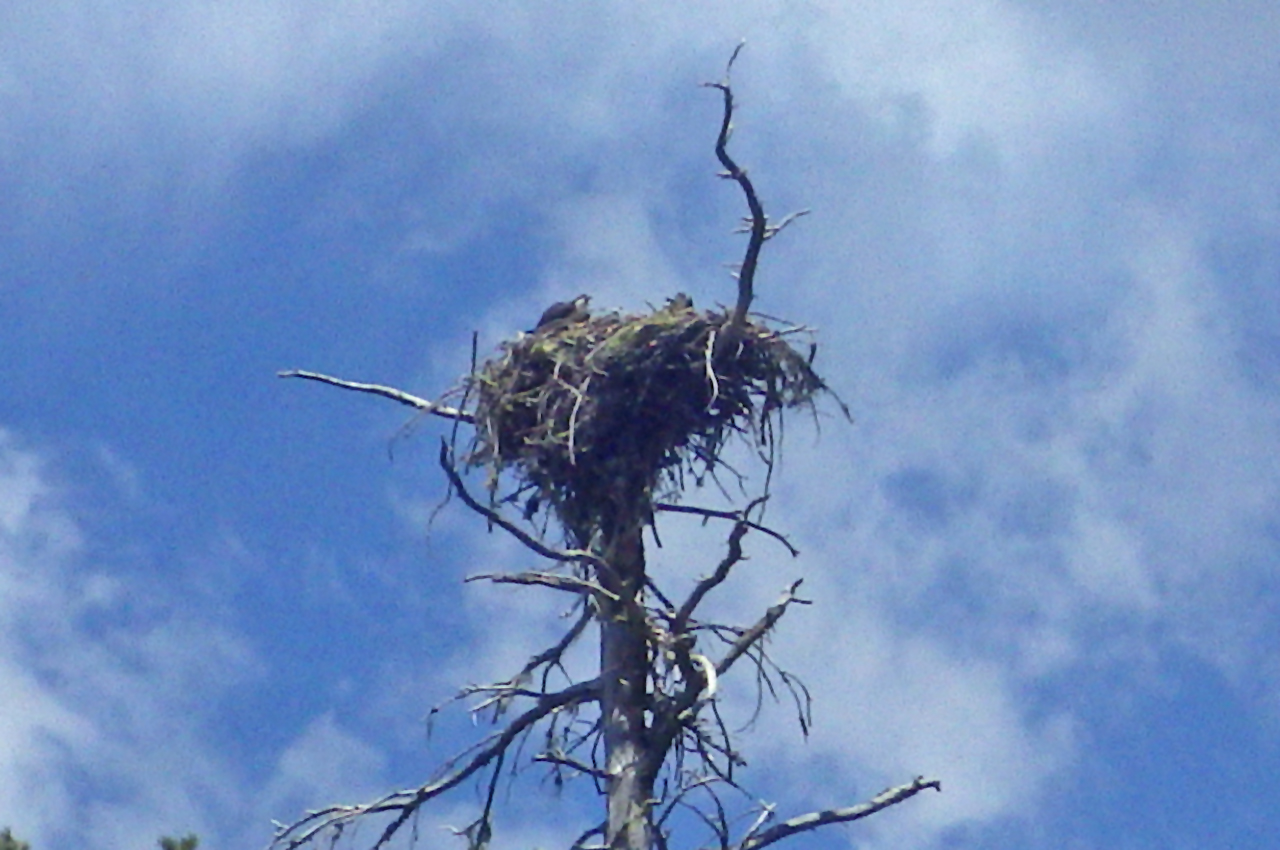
465,297,842,542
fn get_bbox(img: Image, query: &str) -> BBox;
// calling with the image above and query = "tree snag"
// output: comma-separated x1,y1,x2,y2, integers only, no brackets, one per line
274,49,932,850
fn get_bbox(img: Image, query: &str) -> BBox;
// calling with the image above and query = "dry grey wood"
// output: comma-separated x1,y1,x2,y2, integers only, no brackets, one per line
278,369,474,422
737,776,942,850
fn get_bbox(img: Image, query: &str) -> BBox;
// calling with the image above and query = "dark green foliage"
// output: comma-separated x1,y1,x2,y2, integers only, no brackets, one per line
0,824,197,850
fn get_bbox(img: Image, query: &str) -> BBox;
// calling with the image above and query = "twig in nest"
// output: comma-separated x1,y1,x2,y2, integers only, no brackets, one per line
704,330,723,410
563,374,591,465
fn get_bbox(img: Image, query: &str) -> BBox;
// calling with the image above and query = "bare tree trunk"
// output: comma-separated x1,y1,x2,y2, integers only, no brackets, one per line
598,516,655,850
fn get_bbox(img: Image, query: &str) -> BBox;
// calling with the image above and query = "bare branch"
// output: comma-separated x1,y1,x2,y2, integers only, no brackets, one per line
655,501,798,557
569,821,606,850
650,511,804,769
439,441,606,570
776,668,813,737
278,370,474,422
449,582,601,724
704,45,767,351
460,683,560,704
534,752,610,780
673,519,751,634
445,751,503,850
514,602,594,691
687,714,748,777
735,776,942,850
734,209,811,240
716,580,808,678
739,801,777,846
645,576,677,612
652,519,751,750
467,571,617,602
269,678,600,850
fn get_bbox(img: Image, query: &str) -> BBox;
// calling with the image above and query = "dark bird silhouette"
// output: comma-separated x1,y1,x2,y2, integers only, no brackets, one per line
535,294,591,330
667,292,693,311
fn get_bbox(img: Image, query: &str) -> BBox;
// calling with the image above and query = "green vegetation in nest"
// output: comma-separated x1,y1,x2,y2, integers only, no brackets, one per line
466,297,842,541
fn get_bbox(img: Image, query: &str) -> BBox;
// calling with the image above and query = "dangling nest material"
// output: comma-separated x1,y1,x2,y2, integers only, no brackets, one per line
465,301,841,542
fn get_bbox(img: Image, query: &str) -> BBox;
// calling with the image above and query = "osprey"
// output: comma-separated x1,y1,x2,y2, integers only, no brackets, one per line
535,294,591,330
667,292,693,311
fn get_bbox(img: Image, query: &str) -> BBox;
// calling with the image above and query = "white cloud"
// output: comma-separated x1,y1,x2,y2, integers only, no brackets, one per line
542,192,686,309
0,431,260,848
8,1,1280,847
808,0,1119,160
737,196,1280,845
420,5,1278,846
259,713,387,829
151,0,440,148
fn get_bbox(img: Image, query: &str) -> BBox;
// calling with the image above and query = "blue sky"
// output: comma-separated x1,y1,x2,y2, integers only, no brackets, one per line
3,2,1280,848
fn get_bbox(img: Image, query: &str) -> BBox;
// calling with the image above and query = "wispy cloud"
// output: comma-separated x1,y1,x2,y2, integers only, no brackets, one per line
0,432,262,847
4,1,1280,848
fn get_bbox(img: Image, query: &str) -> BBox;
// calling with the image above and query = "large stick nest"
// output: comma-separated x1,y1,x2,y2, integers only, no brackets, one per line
465,300,840,541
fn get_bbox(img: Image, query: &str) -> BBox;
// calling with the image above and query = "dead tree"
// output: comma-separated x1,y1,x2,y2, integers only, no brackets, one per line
273,49,938,850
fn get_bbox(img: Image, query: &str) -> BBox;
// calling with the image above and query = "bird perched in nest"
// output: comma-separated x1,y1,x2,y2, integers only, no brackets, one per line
666,292,693,311
534,294,591,330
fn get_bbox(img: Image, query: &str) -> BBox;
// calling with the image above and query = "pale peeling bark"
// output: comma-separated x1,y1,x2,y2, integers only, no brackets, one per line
598,520,656,850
